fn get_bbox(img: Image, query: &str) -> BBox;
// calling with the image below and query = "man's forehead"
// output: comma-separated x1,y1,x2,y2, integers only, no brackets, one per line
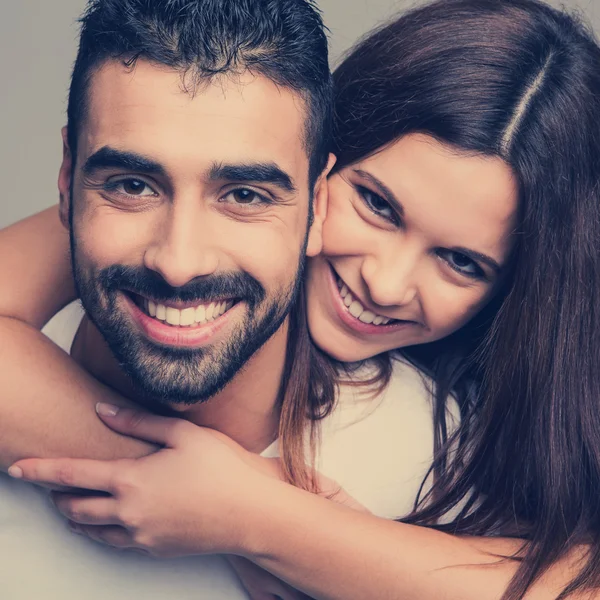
80,59,310,183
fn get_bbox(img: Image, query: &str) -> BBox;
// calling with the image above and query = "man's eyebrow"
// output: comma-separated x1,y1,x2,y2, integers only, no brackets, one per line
82,147,166,177
209,162,297,194
353,169,503,274
352,169,405,217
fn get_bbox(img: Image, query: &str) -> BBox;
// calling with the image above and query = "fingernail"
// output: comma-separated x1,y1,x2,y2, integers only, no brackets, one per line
96,402,120,417
8,466,23,479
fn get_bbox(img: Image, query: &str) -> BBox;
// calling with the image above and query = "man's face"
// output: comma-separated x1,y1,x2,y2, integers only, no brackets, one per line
59,60,319,404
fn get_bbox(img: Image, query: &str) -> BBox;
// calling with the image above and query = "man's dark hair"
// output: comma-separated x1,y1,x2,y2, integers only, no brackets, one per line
67,0,332,188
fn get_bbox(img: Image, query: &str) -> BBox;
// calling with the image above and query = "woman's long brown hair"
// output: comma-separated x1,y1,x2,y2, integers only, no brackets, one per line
325,1,600,598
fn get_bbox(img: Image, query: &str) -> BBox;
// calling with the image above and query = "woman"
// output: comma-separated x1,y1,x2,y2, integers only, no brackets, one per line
2,0,600,598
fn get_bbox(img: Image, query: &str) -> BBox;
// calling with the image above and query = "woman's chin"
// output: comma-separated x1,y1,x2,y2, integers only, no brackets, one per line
310,328,378,363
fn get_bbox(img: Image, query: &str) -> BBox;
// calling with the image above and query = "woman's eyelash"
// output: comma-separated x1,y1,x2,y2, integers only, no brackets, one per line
353,179,490,283
437,249,487,281
356,185,401,226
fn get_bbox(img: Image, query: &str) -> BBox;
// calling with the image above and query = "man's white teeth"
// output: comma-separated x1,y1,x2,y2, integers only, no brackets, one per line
145,300,234,326
166,307,181,326
180,307,196,326
336,279,391,325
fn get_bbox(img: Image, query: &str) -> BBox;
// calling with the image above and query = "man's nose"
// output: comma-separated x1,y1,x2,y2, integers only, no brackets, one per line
360,245,420,308
143,204,220,288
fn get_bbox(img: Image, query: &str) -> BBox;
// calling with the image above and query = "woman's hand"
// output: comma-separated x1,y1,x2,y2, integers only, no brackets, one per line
9,404,277,557
9,404,366,559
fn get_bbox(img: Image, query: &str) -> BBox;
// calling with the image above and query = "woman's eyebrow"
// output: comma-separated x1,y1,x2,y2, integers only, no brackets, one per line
352,169,405,216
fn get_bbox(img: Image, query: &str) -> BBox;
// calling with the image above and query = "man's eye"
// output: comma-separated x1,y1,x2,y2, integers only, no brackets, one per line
437,249,485,279
357,186,398,224
222,188,270,206
105,178,156,197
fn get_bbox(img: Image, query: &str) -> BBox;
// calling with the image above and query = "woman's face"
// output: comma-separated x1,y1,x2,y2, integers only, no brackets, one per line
306,134,518,362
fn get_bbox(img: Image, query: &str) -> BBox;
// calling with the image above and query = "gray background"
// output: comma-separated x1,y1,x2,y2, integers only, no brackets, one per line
1,0,598,229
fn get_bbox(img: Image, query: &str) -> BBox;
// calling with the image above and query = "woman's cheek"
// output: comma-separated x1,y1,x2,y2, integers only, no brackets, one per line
425,284,490,340
321,195,366,255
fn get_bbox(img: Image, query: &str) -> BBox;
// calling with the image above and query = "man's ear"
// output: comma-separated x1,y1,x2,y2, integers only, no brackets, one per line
58,126,73,230
306,153,337,257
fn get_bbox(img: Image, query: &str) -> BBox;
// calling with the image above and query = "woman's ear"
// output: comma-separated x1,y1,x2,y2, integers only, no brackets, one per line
58,127,73,230
306,153,337,257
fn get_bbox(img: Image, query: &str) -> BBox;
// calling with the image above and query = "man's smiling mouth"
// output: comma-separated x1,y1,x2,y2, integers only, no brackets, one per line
127,292,237,327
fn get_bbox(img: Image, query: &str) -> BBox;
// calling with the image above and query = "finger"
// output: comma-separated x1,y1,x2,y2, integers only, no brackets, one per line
95,403,190,448
71,523,133,549
9,457,120,493
51,492,121,526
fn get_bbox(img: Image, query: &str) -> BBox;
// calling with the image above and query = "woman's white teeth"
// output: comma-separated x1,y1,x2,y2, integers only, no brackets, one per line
145,300,233,326
359,311,376,324
349,301,363,318
337,279,391,325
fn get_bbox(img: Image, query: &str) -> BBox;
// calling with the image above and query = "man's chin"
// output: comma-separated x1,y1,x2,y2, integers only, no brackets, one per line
82,283,294,408
116,348,236,407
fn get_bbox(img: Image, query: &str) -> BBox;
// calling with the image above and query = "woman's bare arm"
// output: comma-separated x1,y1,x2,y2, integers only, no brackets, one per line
11,409,589,600
0,207,153,468
246,481,588,600
0,206,75,327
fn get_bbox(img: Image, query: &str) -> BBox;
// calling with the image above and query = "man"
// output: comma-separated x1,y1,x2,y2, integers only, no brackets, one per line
1,0,334,597
0,0,440,598
56,0,332,450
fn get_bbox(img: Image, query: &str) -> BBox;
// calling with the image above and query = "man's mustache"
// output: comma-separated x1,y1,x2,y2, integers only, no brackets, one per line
97,265,265,309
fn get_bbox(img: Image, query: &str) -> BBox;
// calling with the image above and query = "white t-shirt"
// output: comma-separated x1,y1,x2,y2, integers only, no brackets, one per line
0,302,454,599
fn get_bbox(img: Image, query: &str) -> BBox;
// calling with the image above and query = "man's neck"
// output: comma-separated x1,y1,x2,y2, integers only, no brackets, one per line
71,317,289,453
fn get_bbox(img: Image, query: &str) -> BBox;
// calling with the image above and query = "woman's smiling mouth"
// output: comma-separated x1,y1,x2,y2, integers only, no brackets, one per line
328,265,421,335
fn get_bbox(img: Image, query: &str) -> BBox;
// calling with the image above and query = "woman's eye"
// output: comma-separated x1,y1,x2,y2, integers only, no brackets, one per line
222,188,270,206
106,178,156,197
437,249,485,279
357,186,397,223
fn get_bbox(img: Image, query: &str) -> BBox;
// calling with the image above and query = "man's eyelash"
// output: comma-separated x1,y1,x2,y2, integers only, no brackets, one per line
221,188,275,205
102,179,155,195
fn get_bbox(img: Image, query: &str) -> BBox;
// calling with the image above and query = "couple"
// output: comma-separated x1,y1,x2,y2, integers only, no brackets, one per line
1,0,600,598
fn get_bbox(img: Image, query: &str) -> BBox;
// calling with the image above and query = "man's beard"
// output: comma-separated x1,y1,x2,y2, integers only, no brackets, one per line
71,253,304,407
